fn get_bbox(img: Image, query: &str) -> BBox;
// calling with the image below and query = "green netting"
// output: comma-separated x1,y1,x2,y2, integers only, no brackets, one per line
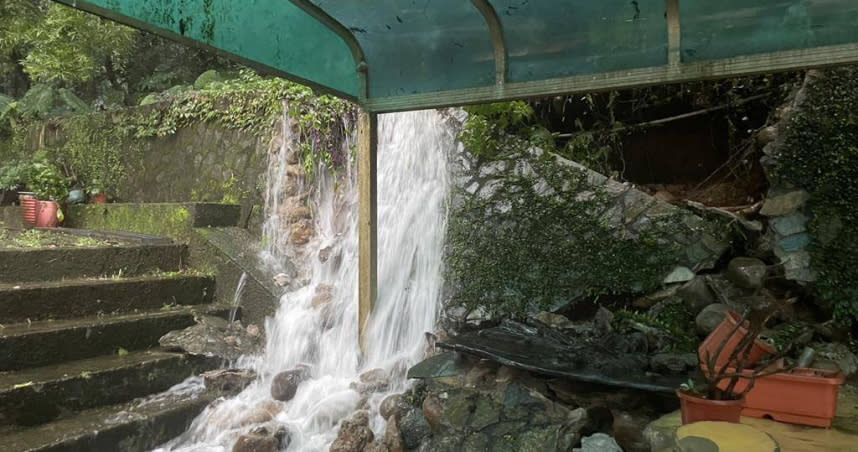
56,0,359,98
681,0,858,62
494,0,667,82
312,0,495,98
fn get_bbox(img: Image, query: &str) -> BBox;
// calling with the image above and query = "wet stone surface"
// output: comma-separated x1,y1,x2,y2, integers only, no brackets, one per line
159,315,262,360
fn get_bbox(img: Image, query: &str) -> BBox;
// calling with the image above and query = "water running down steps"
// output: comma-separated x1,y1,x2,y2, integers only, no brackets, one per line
160,109,456,451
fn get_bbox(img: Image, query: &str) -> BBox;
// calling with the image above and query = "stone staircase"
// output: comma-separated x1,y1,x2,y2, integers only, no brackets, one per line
0,234,229,451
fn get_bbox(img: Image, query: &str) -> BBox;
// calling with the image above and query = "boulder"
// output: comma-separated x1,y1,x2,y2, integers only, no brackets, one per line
330,411,374,452
650,353,698,375
726,257,768,289
383,415,405,452
398,408,431,450
203,368,257,393
676,277,715,314
380,394,410,421
663,266,695,284
351,368,390,394
695,304,730,336
159,316,262,360
573,433,624,452
760,190,809,216
271,366,310,402
812,342,858,377
232,433,276,452
533,311,575,329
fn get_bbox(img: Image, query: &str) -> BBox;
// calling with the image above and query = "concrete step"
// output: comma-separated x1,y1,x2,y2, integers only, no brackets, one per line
0,275,215,323
0,385,219,452
0,350,217,427
0,305,231,371
0,243,187,284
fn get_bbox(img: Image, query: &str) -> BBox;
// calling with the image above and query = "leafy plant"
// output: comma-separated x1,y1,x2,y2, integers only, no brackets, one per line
26,159,69,200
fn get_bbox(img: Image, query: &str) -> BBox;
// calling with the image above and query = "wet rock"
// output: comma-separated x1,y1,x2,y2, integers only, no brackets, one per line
380,394,410,421
650,353,698,375
695,303,730,336
238,401,283,426
352,368,389,393
330,411,373,452
290,220,315,245
312,284,334,308
383,415,406,452
233,425,288,452
422,394,443,432
771,212,808,237
160,316,262,360
613,410,652,452
463,362,497,388
677,276,715,314
273,273,291,287
318,246,333,263
760,190,809,216
233,433,276,452
574,433,624,452
271,366,310,402
202,368,257,393
533,311,575,329
398,408,431,449
726,257,768,289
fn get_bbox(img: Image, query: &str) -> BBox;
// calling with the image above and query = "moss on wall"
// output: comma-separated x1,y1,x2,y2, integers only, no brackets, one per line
769,68,858,324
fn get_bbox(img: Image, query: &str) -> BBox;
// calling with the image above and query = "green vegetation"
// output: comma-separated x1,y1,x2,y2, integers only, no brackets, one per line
771,68,858,324
0,229,113,249
615,304,697,352
446,133,685,317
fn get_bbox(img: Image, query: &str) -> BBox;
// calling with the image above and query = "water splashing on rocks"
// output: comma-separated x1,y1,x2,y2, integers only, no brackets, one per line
159,109,455,451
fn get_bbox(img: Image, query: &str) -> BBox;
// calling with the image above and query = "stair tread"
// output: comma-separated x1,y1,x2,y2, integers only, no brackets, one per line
0,350,183,391
0,273,208,291
0,305,224,338
0,385,217,452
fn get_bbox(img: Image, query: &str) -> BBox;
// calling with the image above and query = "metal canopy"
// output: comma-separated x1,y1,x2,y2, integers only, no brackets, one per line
54,0,858,112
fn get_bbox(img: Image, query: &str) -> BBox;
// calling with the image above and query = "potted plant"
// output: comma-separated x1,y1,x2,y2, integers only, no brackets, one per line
27,161,70,228
678,307,788,424
88,180,108,204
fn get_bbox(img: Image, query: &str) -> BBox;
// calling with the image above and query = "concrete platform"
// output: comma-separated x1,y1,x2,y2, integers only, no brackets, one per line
646,385,858,452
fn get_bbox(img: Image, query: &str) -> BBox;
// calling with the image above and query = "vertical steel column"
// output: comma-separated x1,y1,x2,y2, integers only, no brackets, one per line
357,109,378,353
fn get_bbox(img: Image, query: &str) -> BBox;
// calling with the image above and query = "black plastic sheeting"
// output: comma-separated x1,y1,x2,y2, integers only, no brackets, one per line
437,320,695,394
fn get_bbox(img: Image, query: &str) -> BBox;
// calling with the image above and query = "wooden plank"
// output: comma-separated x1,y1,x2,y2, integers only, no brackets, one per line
357,110,378,353
364,42,858,113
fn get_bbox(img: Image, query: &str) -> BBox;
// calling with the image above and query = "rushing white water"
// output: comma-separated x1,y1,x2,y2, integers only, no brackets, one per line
158,109,455,451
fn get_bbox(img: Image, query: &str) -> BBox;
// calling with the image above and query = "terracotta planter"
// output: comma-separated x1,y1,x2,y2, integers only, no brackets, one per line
19,193,39,226
699,311,775,368
716,366,844,427
35,200,59,228
677,390,744,424
92,193,108,204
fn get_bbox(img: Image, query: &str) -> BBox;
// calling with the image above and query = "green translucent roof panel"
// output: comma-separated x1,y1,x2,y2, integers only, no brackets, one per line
311,0,495,98
681,0,858,62
53,0,858,111
55,0,359,98
495,0,668,83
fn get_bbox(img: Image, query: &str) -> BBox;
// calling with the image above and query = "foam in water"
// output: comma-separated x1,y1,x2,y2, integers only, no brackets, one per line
158,109,455,451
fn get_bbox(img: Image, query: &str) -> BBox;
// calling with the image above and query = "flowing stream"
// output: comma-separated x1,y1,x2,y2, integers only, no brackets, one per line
159,109,455,451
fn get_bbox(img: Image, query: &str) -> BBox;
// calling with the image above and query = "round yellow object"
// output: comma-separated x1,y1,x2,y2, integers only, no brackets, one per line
676,421,779,452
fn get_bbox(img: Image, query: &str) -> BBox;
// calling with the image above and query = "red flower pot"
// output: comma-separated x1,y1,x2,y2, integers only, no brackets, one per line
92,193,108,204
715,366,844,428
35,200,59,228
678,390,744,424
699,311,775,368
19,193,39,226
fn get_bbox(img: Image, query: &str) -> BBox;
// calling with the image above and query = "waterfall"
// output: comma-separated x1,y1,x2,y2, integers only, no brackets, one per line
159,109,455,451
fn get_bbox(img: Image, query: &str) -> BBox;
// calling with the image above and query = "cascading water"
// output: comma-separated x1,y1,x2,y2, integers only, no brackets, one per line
159,109,456,451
